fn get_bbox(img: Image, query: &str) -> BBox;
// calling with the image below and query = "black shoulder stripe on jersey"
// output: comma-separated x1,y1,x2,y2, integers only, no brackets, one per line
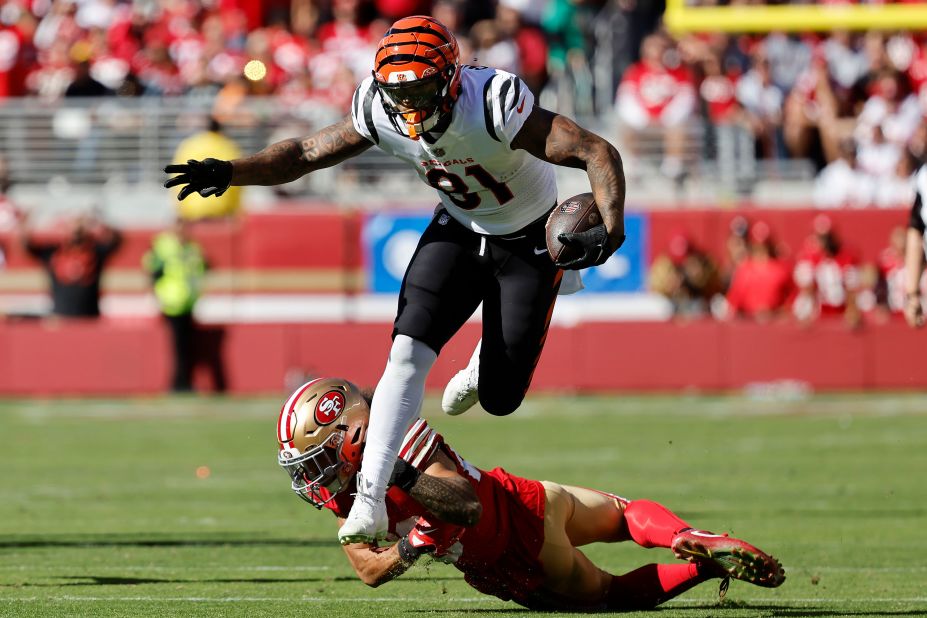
510,78,521,112
363,82,380,145
483,77,500,142
376,54,439,71
352,87,361,120
498,77,512,125
385,26,451,47
911,190,926,233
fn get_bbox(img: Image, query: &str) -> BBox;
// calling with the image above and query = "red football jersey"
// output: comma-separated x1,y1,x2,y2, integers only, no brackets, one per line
325,419,547,604
793,243,860,315
619,62,695,119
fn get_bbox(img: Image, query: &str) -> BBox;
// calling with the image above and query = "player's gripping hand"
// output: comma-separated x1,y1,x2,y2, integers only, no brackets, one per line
396,516,463,565
164,158,233,200
556,224,625,270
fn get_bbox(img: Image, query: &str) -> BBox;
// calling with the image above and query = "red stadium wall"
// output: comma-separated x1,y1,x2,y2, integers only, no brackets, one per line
2,204,925,395
1,319,925,396
0,207,363,294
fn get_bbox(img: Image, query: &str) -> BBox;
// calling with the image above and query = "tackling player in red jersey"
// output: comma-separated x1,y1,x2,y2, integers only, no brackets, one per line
277,378,786,611
167,15,627,548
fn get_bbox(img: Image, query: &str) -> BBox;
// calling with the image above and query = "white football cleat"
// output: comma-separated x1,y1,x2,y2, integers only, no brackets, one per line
442,341,481,416
338,475,388,545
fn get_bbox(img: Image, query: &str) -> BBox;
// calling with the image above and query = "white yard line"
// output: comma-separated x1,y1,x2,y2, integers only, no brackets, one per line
0,565,330,571
4,565,926,573
1,596,927,604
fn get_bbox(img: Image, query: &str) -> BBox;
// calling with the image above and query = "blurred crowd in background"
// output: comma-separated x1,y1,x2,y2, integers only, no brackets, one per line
650,213,925,325
0,0,925,206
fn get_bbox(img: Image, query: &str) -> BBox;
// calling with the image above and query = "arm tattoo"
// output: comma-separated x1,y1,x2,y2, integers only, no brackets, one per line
408,474,482,527
231,116,372,187
513,108,626,247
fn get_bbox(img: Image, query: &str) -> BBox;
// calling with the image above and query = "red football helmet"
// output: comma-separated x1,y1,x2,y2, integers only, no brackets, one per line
373,15,461,139
276,377,370,508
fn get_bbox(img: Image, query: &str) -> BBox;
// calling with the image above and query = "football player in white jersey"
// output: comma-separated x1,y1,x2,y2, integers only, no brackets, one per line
165,15,627,546
904,164,927,328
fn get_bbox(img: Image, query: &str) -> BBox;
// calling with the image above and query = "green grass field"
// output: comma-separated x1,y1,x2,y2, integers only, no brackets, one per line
1,393,926,617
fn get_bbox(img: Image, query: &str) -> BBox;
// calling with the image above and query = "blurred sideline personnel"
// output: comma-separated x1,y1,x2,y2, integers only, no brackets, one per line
166,16,626,545
170,117,242,219
905,164,927,328
276,378,785,611
20,211,121,318
143,219,208,392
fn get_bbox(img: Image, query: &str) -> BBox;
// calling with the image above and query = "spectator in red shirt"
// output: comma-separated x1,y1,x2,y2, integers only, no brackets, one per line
616,34,696,183
792,215,861,324
724,221,793,323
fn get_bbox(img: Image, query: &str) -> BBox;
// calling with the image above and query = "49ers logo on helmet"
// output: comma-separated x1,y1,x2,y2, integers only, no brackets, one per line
314,390,345,426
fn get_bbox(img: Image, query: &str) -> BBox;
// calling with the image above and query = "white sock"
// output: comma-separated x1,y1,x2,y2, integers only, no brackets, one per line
357,334,437,503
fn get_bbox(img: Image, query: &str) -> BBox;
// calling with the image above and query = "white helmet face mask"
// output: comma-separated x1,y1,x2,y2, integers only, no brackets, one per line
278,432,344,508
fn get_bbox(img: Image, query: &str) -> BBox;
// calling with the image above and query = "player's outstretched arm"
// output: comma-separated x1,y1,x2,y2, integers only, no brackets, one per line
164,116,373,200
231,116,373,186
337,521,410,587
339,513,463,587
512,107,626,253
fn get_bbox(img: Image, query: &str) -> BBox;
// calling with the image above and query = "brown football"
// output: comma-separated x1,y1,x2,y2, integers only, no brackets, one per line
545,192,602,263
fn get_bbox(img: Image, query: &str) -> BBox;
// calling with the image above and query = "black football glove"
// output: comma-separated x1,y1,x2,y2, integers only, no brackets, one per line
556,224,625,270
163,158,233,200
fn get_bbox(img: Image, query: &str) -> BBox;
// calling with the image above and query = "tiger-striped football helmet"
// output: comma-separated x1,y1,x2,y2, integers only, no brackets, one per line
373,15,461,139
276,378,370,508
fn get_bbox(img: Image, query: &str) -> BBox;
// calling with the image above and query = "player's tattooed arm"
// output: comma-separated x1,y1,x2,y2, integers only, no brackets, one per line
511,107,626,251
229,116,372,186
338,520,410,587
391,451,482,526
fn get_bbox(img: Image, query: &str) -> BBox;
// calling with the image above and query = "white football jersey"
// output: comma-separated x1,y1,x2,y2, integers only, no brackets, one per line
351,66,557,235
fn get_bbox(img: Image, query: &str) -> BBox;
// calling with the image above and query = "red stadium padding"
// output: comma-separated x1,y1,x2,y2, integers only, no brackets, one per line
2,318,925,395
0,206,360,270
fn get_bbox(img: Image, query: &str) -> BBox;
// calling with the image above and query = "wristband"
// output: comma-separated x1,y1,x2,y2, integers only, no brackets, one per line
389,459,421,492
396,535,420,565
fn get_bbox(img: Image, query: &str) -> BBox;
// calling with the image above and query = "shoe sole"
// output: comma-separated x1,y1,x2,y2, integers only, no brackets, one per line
673,536,786,588
441,386,479,416
442,395,479,416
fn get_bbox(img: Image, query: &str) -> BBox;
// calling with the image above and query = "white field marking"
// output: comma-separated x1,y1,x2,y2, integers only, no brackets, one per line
0,565,330,571
0,596,495,603
3,565,923,574
664,598,927,605
11,394,927,424
1,596,927,604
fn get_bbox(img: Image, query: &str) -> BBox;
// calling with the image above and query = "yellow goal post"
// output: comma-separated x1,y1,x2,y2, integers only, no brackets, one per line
665,0,927,33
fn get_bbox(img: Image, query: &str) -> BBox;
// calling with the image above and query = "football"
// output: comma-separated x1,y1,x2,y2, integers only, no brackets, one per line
545,192,602,263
